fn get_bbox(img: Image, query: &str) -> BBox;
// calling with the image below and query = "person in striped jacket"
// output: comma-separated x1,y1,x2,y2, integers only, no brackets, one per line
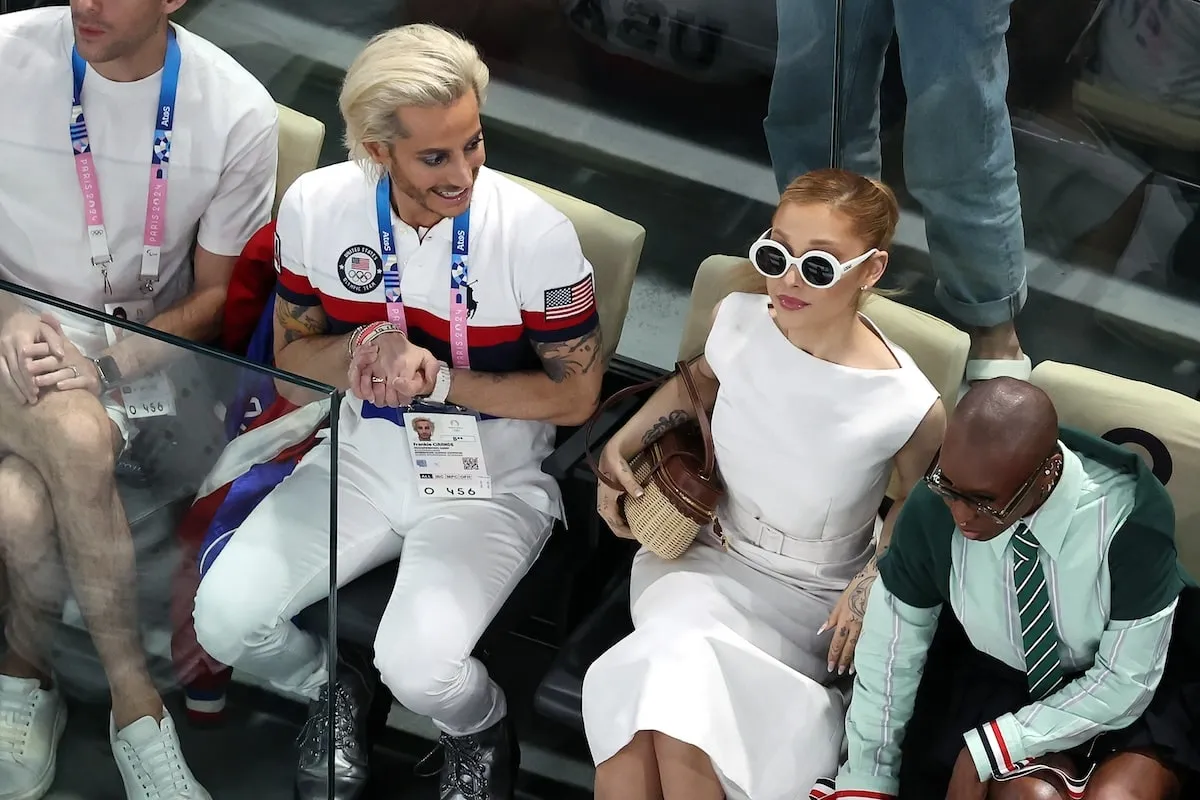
818,378,1200,800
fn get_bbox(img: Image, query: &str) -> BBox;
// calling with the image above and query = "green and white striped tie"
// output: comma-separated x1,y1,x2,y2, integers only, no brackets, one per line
1012,523,1066,700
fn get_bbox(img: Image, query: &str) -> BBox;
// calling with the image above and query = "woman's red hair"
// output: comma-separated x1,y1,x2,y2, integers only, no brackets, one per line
733,169,901,295
778,168,900,250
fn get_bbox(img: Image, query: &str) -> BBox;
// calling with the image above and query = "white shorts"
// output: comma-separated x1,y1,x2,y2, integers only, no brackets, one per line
102,395,137,453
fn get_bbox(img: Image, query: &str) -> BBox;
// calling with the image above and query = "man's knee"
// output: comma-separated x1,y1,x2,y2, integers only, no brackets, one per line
988,777,1064,800
22,392,116,483
373,624,472,715
193,548,286,667
0,455,54,542
1086,780,1170,800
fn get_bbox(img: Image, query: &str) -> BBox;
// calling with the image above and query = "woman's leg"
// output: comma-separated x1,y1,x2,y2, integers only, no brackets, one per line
594,730,663,800
654,731,725,800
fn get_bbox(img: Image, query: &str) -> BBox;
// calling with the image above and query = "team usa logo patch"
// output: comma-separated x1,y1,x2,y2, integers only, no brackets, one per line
337,245,384,294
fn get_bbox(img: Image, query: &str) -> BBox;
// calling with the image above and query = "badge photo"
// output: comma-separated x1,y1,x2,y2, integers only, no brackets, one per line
337,245,384,294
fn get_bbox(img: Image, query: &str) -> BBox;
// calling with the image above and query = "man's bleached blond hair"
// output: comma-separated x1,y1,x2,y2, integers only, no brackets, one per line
339,24,490,175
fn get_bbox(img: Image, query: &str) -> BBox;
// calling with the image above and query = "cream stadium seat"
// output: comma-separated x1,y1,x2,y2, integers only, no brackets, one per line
1073,80,1200,153
504,173,645,362
1032,361,1200,576
274,103,326,217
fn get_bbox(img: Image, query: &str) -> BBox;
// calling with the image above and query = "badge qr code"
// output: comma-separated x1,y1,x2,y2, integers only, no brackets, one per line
463,456,480,471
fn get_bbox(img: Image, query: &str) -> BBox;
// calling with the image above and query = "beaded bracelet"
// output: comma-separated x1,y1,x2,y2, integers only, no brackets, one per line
348,321,405,357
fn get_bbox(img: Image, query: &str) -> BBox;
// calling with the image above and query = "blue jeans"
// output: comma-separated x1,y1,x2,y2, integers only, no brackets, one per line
765,0,1028,329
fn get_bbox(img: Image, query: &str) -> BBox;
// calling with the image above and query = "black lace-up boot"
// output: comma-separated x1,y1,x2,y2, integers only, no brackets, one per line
435,717,519,800
293,653,376,800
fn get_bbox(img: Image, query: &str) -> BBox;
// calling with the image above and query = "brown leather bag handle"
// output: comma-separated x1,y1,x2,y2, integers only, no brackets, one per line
584,358,715,489
675,359,717,479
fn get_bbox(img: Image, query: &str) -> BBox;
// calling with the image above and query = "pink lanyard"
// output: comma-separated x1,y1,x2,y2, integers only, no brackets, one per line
71,28,181,295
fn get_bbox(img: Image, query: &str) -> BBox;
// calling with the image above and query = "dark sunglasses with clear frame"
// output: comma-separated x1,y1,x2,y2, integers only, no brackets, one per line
748,229,878,289
923,448,1057,524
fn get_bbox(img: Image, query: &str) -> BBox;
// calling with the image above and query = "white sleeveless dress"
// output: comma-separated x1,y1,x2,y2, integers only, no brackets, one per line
581,292,939,800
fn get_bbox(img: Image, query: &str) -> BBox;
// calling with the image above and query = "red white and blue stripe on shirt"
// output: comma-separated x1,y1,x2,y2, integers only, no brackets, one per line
275,270,598,375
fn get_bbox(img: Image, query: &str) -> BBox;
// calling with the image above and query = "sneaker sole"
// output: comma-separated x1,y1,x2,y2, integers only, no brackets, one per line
1,701,67,800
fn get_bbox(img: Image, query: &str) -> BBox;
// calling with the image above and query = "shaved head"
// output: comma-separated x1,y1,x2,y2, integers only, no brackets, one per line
950,378,1058,477
934,378,1063,540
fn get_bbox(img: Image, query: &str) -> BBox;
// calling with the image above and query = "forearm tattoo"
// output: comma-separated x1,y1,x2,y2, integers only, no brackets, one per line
534,327,604,384
848,555,879,621
642,409,691,446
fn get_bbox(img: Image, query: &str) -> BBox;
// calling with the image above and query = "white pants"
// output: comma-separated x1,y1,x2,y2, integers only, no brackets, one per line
192,412,554,737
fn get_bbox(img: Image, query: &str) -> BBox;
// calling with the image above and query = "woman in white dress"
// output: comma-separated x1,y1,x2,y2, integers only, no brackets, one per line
584,169,947,800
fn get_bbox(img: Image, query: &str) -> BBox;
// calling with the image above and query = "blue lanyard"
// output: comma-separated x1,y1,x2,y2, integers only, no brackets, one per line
71,27,181,293
375,174,472,368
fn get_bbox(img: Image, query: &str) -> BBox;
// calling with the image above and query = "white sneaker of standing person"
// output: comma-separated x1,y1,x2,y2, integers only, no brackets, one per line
0,674,68,800
110,707,211,799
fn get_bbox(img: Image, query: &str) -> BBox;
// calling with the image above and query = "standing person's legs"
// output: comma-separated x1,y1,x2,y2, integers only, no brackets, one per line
894,0,1029,373
372,494,553,798
765,0,896,190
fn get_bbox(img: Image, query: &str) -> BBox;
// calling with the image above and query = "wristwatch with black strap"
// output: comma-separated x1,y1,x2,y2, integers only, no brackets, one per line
90,355,122,391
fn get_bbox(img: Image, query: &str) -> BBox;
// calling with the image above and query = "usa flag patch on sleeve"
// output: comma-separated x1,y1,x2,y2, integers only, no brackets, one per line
544,275,595,321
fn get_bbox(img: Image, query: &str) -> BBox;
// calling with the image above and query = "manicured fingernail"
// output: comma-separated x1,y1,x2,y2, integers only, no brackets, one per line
827,663,835,673
849,666,856,676
817,623,827,635
838,666,846,676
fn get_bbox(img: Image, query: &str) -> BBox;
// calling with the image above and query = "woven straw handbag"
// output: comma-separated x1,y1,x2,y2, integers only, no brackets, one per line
586,360,724,559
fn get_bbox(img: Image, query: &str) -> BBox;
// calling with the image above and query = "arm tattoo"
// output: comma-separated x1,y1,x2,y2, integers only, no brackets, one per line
642,409,692,447
275,299,328,345
533,326,603,384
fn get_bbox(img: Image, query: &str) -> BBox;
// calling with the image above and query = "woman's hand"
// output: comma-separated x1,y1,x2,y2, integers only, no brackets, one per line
820,563,877,675
0,311,66,404
596,438,644,539
41,338,103,396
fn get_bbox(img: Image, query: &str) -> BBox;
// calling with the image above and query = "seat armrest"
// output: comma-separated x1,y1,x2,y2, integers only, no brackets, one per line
541,396,641,480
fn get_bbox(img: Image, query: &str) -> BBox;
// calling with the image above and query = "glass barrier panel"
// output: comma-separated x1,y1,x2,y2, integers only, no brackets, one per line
0,280,341,799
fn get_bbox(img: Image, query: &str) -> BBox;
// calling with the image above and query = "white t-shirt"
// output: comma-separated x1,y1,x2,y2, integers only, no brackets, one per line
0,8,278,356
275,163,600,518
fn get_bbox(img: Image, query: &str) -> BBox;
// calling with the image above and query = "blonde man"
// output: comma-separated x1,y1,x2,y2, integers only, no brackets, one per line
192,24,603,800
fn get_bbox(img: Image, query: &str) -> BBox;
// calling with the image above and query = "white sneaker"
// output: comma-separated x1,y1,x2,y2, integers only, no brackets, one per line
109,708,211,800
0,675,67,800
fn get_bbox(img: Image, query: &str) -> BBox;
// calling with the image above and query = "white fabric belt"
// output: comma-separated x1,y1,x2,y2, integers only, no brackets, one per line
719,500,879,567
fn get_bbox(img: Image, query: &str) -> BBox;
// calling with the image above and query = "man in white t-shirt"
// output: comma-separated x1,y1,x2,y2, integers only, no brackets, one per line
0,1,277,798
191,24,603,800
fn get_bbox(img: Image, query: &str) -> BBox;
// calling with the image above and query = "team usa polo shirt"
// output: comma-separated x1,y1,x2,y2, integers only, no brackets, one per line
272,162,599,517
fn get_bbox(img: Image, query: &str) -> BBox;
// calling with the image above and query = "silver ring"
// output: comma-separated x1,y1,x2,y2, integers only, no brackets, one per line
370,376,386,384
69,366,79,379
